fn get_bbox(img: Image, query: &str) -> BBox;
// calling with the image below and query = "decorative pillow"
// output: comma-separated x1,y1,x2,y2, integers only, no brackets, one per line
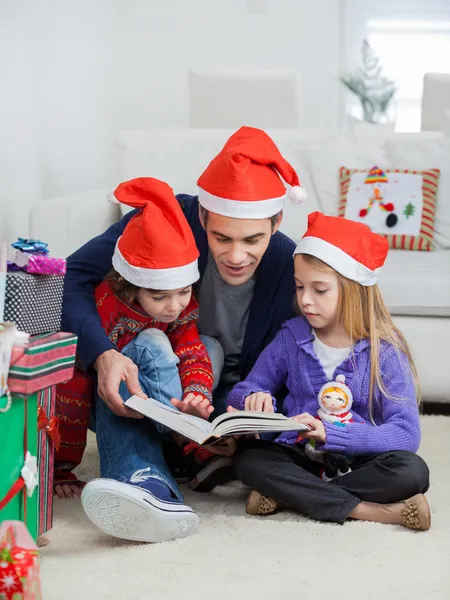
339,166,440,251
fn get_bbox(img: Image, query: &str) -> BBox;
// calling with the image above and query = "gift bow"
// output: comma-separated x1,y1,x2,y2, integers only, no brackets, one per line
11,237,49,254
38,405,61,451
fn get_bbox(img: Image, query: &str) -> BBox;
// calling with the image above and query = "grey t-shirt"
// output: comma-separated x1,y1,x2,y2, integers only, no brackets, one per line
197,253,256,386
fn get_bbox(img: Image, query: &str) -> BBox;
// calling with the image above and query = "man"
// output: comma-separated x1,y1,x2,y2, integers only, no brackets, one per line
61,126,306,543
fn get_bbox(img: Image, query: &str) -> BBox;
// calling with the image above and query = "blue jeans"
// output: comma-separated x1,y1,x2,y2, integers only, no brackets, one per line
94,329,226,501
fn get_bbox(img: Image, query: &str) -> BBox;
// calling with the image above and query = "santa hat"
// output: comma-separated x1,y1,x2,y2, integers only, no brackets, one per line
197,126,307,219
111,178,199,289
318,375,353,415
294,212,388,286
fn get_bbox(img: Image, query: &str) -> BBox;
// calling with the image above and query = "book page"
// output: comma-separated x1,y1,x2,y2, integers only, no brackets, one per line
124,396,212,443
212,411,309,438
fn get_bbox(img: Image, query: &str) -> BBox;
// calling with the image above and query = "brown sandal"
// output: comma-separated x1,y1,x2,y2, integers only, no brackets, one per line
401,494,431,531
246,490,280,516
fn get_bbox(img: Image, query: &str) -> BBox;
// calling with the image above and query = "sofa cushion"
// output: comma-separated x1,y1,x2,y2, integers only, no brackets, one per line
384,138,450,248
378,249,450,316
338,166,439,251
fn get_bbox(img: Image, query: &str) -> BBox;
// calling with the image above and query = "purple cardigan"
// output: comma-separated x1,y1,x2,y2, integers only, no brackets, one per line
227,317,421,455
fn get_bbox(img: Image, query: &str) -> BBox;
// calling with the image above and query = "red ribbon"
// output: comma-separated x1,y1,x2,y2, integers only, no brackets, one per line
0,478,25,512
38,405,61,451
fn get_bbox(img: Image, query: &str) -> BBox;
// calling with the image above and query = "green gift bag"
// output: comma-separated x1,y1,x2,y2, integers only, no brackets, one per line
0,392,38,540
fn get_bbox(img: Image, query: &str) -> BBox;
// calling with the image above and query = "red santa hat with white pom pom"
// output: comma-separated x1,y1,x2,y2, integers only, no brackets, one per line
196,126,307,219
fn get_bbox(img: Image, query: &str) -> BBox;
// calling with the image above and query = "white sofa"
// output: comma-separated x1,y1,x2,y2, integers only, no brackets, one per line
30,128,450,403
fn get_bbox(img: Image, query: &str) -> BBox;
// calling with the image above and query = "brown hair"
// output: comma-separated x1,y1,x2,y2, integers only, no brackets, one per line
199,205,282,231
297,255,421,421
105,269,141,303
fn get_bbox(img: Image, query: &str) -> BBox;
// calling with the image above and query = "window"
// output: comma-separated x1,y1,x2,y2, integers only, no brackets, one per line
366,20,450,132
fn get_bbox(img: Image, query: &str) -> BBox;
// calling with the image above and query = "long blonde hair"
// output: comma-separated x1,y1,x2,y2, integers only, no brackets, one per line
300,255,420,421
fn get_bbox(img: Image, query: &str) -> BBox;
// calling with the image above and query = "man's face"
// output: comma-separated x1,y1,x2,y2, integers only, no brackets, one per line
200,210,280,285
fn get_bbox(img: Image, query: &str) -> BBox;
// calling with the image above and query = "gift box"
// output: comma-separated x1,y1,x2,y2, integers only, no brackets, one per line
8,333,77,396
9,250,66,277
36,388,60,536
0,520,41,600
4,272,64,335
0,393,39,541
7,333,77,536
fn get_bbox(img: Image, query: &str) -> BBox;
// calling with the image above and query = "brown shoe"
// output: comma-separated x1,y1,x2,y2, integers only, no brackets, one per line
401,494,431,531
246,490,279,516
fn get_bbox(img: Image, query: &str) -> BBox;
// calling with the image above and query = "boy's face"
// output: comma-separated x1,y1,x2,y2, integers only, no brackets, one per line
200,210,280,285
294,255,340,332
136,286,192,322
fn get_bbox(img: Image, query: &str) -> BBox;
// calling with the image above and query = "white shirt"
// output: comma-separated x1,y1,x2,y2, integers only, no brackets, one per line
312,331,352,381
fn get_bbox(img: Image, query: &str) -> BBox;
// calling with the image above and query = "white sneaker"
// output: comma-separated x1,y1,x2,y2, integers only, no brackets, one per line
81,478,199,543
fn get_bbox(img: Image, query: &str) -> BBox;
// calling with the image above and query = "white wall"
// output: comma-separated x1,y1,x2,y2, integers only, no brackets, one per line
0,0,343,243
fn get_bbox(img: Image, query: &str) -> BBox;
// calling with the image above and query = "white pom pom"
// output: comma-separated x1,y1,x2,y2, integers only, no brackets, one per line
288,185,307,205
107,191,119,205
335,374,346,384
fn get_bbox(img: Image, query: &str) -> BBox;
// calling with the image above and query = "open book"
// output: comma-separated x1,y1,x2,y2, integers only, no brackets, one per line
124,395,310,445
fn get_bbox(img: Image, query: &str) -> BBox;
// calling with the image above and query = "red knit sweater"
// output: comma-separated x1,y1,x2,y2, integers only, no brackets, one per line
94,281,213,400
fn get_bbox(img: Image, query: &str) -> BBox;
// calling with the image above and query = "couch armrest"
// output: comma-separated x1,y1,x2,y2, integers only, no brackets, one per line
29,190,120,258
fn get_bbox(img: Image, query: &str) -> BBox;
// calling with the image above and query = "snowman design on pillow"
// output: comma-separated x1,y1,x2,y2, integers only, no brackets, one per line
358,166,398,228
304,375,355,481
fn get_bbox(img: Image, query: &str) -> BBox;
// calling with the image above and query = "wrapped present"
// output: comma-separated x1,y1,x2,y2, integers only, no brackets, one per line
0,393,39,541
4,272,64,335
8,333,77,396
8,251,66,277
36,391,60,536
0,520,42,600
7,333,77,536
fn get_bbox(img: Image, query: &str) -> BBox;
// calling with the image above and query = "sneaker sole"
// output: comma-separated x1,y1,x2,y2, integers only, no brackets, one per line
81,479,199,543
188,457,234,492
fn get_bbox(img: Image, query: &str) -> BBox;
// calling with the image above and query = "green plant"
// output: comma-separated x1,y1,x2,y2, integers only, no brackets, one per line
342,39,397,124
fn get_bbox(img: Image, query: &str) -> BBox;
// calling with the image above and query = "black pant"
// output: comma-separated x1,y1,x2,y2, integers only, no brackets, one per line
233,440,430,524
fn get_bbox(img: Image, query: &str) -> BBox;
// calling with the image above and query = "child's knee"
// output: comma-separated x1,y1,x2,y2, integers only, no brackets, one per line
393,451,430,496
129,328,177,363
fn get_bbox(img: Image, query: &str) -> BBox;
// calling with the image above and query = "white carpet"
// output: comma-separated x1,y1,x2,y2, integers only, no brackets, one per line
40,416,450,600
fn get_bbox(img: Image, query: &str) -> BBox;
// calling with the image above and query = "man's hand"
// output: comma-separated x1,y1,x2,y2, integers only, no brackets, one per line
244,392,274,412
171,393,214,420
94,349,146,418
292,412,326,444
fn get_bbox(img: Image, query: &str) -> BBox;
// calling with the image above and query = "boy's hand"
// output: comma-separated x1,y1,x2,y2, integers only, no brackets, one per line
292,413,326,444
244,392,274,413
171,393,214,420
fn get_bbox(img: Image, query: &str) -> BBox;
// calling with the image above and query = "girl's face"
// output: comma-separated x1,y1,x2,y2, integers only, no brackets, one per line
294,255,340,332
136,285,192,322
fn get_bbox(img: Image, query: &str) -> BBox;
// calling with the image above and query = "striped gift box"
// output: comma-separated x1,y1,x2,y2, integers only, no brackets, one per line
8,332,77,395
37,386,57,535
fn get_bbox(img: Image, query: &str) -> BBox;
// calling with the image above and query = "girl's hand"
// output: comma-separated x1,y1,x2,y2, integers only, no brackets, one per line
292,413,326,444
171,393,214,420
244,392,274,412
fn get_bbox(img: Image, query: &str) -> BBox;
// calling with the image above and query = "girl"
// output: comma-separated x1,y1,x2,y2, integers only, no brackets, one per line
227,211,430,531
55,178,228,503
